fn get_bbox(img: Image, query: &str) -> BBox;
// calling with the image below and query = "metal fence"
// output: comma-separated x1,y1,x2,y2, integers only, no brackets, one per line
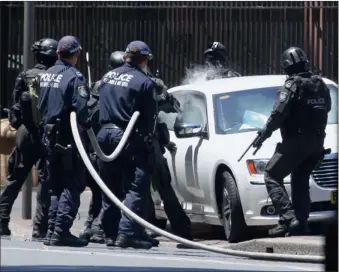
0,1,338,113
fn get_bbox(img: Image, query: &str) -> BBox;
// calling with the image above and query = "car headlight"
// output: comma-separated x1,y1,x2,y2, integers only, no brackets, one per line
246,159,269,175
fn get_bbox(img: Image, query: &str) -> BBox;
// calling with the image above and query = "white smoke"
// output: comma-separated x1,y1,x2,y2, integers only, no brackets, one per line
181,64,221,85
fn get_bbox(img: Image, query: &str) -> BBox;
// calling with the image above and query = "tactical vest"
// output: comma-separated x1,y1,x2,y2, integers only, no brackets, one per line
21,67,46,128
281,73,330,138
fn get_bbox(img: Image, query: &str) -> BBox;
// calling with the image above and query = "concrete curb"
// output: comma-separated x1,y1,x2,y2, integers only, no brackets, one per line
229,236,325,256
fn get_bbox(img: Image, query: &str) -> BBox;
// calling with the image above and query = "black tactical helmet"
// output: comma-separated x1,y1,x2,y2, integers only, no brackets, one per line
280,47,309,75
31,38,58,66
108,51,124,70
31,38,58,58
204,42,227,64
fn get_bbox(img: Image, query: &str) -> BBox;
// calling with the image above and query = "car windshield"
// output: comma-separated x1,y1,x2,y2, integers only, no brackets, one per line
213,84,338,135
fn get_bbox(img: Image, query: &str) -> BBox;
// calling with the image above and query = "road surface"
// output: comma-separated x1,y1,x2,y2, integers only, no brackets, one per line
1,237,323,272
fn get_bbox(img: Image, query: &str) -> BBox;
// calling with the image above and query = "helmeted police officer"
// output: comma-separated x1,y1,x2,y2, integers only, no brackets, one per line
204,41,241,80
0,38,58,240
97,41,158,249
38,35,90,247
252,47,332,237
90,51,125,97
79,50,125,244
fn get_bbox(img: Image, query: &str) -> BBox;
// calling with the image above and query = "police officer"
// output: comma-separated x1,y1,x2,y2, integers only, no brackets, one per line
0,38,58,241
147,118,192,240
97,40,157,249
252,47,332,237
90,51,125,97
145,71,192,240
79,51,125,244
204,41,241,79
38,35,90,247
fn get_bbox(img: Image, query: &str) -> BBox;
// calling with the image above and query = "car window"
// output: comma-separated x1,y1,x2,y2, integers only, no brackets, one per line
213,84,338,135
159,90,207,131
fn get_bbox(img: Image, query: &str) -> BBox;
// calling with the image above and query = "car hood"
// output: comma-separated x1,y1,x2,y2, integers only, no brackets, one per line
213,124,338,162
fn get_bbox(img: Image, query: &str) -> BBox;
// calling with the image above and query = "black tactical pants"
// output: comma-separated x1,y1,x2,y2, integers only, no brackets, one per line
84,152,103,233
45,143,86,236
147,142,191,236
264,134,324,225
0,124,49,234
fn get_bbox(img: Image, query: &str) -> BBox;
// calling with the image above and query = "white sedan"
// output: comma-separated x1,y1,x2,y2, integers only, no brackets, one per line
153,75,338,243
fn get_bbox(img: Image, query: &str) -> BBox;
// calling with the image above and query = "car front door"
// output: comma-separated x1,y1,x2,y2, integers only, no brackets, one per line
161,90,209,214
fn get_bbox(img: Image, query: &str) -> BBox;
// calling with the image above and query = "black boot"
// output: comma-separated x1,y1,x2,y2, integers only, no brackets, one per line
268,223,289,237
113,233,152,249
176,232,194,249
32,230,47,242
79,225,92,241
286,219,310,236
90,232,105,244
48,232,89,247
43,230,54,246
105,236,116,247
140,230,160,247
0,222,11,236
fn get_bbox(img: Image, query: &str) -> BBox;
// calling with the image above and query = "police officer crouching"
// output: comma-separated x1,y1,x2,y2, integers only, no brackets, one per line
38,36,90,247
0,38,58,241
204,41,241,80
97,41,158,249
252,47,332,237
79,51,125,244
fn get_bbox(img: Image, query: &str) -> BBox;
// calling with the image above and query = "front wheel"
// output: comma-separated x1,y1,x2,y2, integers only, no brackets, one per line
221,171,250,243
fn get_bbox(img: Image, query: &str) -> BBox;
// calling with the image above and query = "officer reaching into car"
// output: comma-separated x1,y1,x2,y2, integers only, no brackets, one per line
252,47,332,237
38,35,90,247
145,70,193,241
204,41,241,80
79,50,125,244
97,40,158,249
0,38,58,241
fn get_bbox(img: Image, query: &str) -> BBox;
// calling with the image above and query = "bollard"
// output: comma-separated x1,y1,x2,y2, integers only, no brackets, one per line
22,1,35,220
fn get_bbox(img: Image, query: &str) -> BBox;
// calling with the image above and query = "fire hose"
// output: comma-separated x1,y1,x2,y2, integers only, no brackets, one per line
70,111,324,264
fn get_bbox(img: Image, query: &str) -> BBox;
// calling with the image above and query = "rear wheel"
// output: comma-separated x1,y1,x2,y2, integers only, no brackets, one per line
220,171,249,243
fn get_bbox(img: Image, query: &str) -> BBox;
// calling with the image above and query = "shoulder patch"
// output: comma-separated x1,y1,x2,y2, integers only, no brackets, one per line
78,84,89,99
279,91,288,102
285,81,292,89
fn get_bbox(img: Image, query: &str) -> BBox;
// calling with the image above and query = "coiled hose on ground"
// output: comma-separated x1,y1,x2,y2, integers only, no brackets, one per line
70,111,324,264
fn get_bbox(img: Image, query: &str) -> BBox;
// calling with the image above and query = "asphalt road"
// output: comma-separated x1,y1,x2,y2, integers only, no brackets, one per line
1,237,324,272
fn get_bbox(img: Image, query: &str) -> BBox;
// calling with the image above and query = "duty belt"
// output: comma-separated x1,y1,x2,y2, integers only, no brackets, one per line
101,123,119,129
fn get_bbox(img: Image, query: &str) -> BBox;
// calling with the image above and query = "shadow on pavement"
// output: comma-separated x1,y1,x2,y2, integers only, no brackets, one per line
0,266,252,272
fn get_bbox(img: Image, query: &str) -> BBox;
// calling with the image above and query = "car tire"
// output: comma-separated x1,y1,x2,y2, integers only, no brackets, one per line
221,171,249,243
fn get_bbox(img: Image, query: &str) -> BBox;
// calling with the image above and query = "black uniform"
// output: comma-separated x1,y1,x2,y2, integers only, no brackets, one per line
147,118,192,239
0,38,58,240
97,40,157,249
145,72,192,239
78,94,104,243
253,47,332,237
79,50,125,243
203,41,241,80
39,35,89,247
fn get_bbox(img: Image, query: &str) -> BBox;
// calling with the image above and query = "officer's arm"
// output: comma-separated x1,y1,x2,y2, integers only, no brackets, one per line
12,72,26,103
142,80,158,137
70,78,90,128
326,87,332,113
262,80,295,136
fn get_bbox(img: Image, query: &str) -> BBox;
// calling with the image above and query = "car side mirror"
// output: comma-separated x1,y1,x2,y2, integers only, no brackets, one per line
174,122,203,138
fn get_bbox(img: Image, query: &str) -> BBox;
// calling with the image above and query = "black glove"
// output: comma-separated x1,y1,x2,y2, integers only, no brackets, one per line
252,129,271,149
166,141,177,153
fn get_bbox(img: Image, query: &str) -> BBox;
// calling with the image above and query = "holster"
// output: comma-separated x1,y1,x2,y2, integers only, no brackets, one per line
44,119,74,171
